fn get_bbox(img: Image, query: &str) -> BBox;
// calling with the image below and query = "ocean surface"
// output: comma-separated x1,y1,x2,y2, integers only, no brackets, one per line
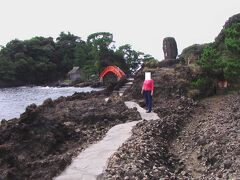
0,86,102,120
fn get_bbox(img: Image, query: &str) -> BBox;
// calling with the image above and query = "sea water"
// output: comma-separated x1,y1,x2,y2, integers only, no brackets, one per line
0,86,102,120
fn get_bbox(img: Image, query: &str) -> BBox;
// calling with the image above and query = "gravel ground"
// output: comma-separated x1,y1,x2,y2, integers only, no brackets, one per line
103,64,240,179
170,93,240,179
103,95,195,179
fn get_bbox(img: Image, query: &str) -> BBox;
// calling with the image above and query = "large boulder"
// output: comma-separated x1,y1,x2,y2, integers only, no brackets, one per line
163,37,178,60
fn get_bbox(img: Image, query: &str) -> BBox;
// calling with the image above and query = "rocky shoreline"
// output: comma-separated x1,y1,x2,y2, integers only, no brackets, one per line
0,90,140,179
1,63,240,179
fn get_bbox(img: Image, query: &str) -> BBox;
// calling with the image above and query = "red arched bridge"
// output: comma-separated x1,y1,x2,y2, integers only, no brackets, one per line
99,66,125,82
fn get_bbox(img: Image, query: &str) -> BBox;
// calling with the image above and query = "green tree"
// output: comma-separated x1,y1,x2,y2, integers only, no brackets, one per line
0,39,27,61
34,61,57,83
87,32,114,51
224,22,240,52
25,37,56,60
0,58,15,82
197,44,225,80
87,32,115,72
74,42,88,68
14,58,34,82
56,32,82,73
0,31,154,85
116,44,143,73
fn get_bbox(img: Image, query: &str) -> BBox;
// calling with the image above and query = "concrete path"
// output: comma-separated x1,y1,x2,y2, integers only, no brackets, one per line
124,101,159,121
54,101,160,180
113,78,134,96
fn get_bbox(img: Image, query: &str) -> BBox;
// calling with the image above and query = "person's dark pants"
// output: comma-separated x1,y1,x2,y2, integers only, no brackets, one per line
143,90,152,112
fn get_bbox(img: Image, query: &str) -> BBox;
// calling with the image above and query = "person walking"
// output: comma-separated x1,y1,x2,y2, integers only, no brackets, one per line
141,72,154,113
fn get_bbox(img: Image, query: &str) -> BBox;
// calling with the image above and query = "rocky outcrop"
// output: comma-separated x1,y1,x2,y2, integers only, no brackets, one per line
104,64,197,179
125,63,199,101
104,62,240,179
215,13,240,45
178,44,206,65
114,50,240,178
163,37,178,60
179,13,240,65
0,91,140,180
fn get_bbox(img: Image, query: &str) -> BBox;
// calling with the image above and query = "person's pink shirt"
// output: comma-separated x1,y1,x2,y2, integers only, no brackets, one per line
142,79,154,91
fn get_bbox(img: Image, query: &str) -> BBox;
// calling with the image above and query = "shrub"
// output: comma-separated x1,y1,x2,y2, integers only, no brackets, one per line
144,59,159,68
191,78,208,89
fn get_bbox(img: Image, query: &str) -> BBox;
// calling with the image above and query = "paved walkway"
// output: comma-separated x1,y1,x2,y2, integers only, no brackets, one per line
113,78,134,96
124,101,159,121
54,101,160,180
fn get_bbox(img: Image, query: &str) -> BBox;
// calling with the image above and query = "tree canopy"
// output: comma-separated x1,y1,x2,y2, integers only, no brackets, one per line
186,18,240,96
0,32,154,86
198,22,240,82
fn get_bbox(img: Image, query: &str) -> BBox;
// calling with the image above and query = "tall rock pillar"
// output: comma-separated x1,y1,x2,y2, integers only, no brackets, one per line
163,37,178,60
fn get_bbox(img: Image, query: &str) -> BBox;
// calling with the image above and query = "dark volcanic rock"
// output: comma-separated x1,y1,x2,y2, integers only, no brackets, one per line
0,91,140,180
106,62,240,178
103,95,196,179
125,63,198,100
163,37,178,60
158,59,179,67
105,64,198,179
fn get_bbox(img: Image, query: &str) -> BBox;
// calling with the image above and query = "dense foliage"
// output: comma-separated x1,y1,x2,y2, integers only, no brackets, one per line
178,14,240,96
0,32,152,86
198,21,240,82
187,16,239,96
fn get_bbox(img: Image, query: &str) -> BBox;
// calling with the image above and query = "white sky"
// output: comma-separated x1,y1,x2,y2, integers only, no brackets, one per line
0,0,239,60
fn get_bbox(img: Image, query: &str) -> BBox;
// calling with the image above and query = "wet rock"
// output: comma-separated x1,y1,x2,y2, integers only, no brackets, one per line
42,98,54,107
26,103,37,111
74,82,92,87
20,103,38,123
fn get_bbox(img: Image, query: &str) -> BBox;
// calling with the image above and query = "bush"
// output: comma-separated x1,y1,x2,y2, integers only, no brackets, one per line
191,78,207,89
144,59,159,68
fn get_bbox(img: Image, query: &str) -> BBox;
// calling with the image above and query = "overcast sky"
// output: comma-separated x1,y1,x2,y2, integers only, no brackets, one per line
0,0,239,60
